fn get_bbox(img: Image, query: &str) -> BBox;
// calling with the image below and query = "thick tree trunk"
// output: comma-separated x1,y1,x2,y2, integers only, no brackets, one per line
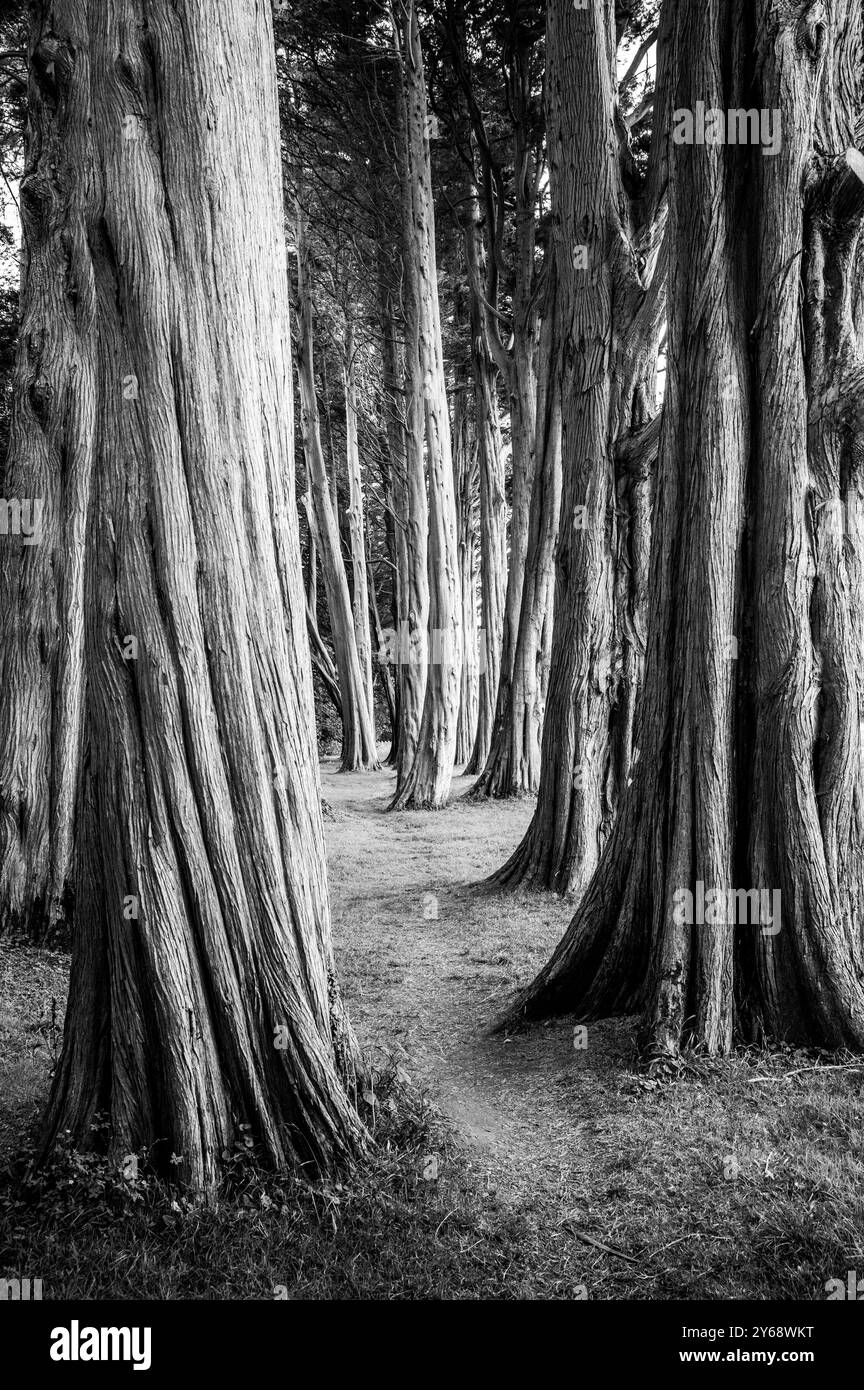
0,9,89,942
748,0,864,1046
26,0,365,1185
343,316,376,737
389,0,462,810
295,217,379,773
500,0,864,1059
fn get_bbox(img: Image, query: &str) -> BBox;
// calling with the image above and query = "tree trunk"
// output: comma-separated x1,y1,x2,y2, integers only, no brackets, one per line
26,0,365,1185
469,101,542,797
303,529,342,719
0,8,89,943
500,0,864,1059
463,187,506,775
307,531,318,611
321,352,339,519
343,315,376,737
473,257,562,799
305,586,343,724
748,0,864,1048
381,112,429,791
442,19,546,796
373,241,410,769
454,372,479,765
491,0,664,880
295,214,379,773
389,0,462,810
368,540,396,744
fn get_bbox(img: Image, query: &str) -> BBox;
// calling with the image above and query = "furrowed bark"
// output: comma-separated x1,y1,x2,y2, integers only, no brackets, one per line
0,18,92,943
491,0,664,886
748,4,864,1046
389,0,462,810
499,0,864,1061
29,0,366,1185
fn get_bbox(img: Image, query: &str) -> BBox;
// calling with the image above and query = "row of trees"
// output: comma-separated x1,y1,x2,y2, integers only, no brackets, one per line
1,0,863,1188
280,0,662,898
289,0,864,1074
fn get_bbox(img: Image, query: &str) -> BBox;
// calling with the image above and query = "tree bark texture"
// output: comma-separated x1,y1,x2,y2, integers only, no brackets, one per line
26,0,366,1185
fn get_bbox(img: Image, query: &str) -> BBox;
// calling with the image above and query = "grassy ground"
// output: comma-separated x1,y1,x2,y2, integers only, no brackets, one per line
2,756,864,1299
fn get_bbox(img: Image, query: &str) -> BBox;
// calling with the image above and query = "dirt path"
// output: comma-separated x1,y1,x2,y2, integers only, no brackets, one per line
322,759,638,1203
322,765,842,1300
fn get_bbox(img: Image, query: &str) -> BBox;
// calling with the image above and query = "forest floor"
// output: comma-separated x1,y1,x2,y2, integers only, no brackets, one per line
2,753,864,1299
322,758,864,1300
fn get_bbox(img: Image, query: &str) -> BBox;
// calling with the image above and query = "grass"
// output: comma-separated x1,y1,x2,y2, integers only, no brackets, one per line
0,1049,584,1300
2,1012,863,1299
2,765,864,1300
